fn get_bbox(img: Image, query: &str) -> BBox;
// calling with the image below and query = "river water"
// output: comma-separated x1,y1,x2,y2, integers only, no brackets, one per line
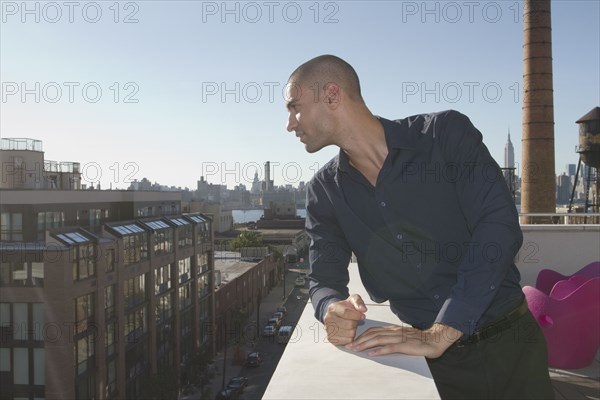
232,209,306,224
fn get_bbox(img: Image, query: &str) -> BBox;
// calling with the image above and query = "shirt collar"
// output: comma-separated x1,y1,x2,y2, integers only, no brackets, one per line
338,116,419,173
379,116,421,150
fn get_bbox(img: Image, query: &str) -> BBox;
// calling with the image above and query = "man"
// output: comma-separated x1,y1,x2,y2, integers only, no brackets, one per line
285,55,554,399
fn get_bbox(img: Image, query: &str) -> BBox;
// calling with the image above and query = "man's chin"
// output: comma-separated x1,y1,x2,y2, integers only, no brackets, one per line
305,143,330,153
305,145,319,154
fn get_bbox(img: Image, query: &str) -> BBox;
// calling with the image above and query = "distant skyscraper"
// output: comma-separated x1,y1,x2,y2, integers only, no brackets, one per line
503,130,516,199
556,173,572,205
264,161,272,192
251,172,261,194
504,130,515,169
566,163,576,177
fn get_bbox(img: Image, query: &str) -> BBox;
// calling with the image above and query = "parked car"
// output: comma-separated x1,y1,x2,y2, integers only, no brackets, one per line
267,317,281,328
245,351,262,367
273,311,284,321
226,376,248,392
295,277,306,287
263,324,276,337
276,306,287,315
278,325,294,344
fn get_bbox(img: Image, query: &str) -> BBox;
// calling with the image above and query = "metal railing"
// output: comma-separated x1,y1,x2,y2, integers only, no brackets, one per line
0,138,43,151
519,212,600,225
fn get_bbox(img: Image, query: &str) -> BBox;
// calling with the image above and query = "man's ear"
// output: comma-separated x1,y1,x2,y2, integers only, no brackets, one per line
324,82,340,109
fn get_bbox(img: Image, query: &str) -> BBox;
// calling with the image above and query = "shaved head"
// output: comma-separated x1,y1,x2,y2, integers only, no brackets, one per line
288,54,363,102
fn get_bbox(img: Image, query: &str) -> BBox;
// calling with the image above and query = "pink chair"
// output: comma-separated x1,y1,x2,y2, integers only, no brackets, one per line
523,276,600,369
535,261,600,295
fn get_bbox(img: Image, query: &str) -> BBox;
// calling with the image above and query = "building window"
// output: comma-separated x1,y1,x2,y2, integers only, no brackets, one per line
76,373,96,400
155,293,174,325
1,303,43,342
137,206,153,217
14,348,29,384
178,258,191,284
75,335,95,375
32,303,44,341
72,244,96,281
197,275,209,299
105,285,115,321
37,211,65,240
197,223,208,245
13,303,28,341
196,253,208,275
170,218,192,247
0,212,23,241
0,261,43,287
178,282,192,311
111,224,149,267
198,299,209,320
157,323,174,367
106,359,116,398
0,348,10,372
124,306,147,344
0,263,9,286
180,309,192,338
85,208,109,227
187,215,209,244
105,248,115,273
89,209,100,227
155,264,172,294
123,233,149,266
154,229,174,255
106,321,116,357
31,262,43,286
34,348,45,385
75,294,95,336
124,274,146,310
125,341,148,399
177,225,193,248
0,303,10,340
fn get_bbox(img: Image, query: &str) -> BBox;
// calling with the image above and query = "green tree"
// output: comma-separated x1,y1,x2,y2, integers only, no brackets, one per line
229,231,264,251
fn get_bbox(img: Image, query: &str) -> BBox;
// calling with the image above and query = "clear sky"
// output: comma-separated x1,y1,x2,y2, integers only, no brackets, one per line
1,0,599,190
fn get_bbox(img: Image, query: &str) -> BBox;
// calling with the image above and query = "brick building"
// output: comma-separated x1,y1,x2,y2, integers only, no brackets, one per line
1,139,215,400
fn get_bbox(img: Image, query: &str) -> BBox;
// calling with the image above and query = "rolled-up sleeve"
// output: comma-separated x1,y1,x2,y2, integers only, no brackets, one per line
433,111,523,334
305,175,352,323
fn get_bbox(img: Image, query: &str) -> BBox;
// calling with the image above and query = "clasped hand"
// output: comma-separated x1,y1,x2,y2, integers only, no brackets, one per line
323,294,461,359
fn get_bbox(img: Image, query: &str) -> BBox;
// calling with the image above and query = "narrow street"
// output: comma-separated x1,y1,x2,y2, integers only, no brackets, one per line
185,262,310,400
237,277,309,400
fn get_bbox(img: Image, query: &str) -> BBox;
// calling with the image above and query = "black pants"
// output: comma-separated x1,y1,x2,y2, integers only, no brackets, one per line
426,309,555,400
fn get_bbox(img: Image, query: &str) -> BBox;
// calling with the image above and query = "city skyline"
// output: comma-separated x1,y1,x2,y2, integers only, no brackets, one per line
1,1,599,190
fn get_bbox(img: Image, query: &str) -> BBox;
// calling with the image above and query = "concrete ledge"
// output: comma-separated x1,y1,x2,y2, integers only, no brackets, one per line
262,264,440,400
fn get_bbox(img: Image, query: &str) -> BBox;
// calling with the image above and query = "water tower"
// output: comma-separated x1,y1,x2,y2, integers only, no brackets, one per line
568,107,600,214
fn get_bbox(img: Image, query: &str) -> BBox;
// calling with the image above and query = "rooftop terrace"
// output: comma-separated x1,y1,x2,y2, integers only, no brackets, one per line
0,137,43,151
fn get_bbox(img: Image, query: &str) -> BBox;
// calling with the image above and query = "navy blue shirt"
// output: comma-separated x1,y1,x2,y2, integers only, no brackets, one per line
306,110,524,336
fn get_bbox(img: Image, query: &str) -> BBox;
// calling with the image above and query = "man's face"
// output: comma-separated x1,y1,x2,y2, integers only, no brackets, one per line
285,81,334,153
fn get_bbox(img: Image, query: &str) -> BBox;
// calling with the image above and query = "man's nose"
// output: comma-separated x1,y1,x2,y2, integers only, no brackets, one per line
287,114,297,132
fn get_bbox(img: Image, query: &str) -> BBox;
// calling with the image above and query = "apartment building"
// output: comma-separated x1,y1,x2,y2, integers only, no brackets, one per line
1,139,216,400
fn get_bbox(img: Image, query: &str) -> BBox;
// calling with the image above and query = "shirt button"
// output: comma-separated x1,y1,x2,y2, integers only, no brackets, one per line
490,285,496,290
380,201,386,207
434,294,440,300
396,233,403,240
